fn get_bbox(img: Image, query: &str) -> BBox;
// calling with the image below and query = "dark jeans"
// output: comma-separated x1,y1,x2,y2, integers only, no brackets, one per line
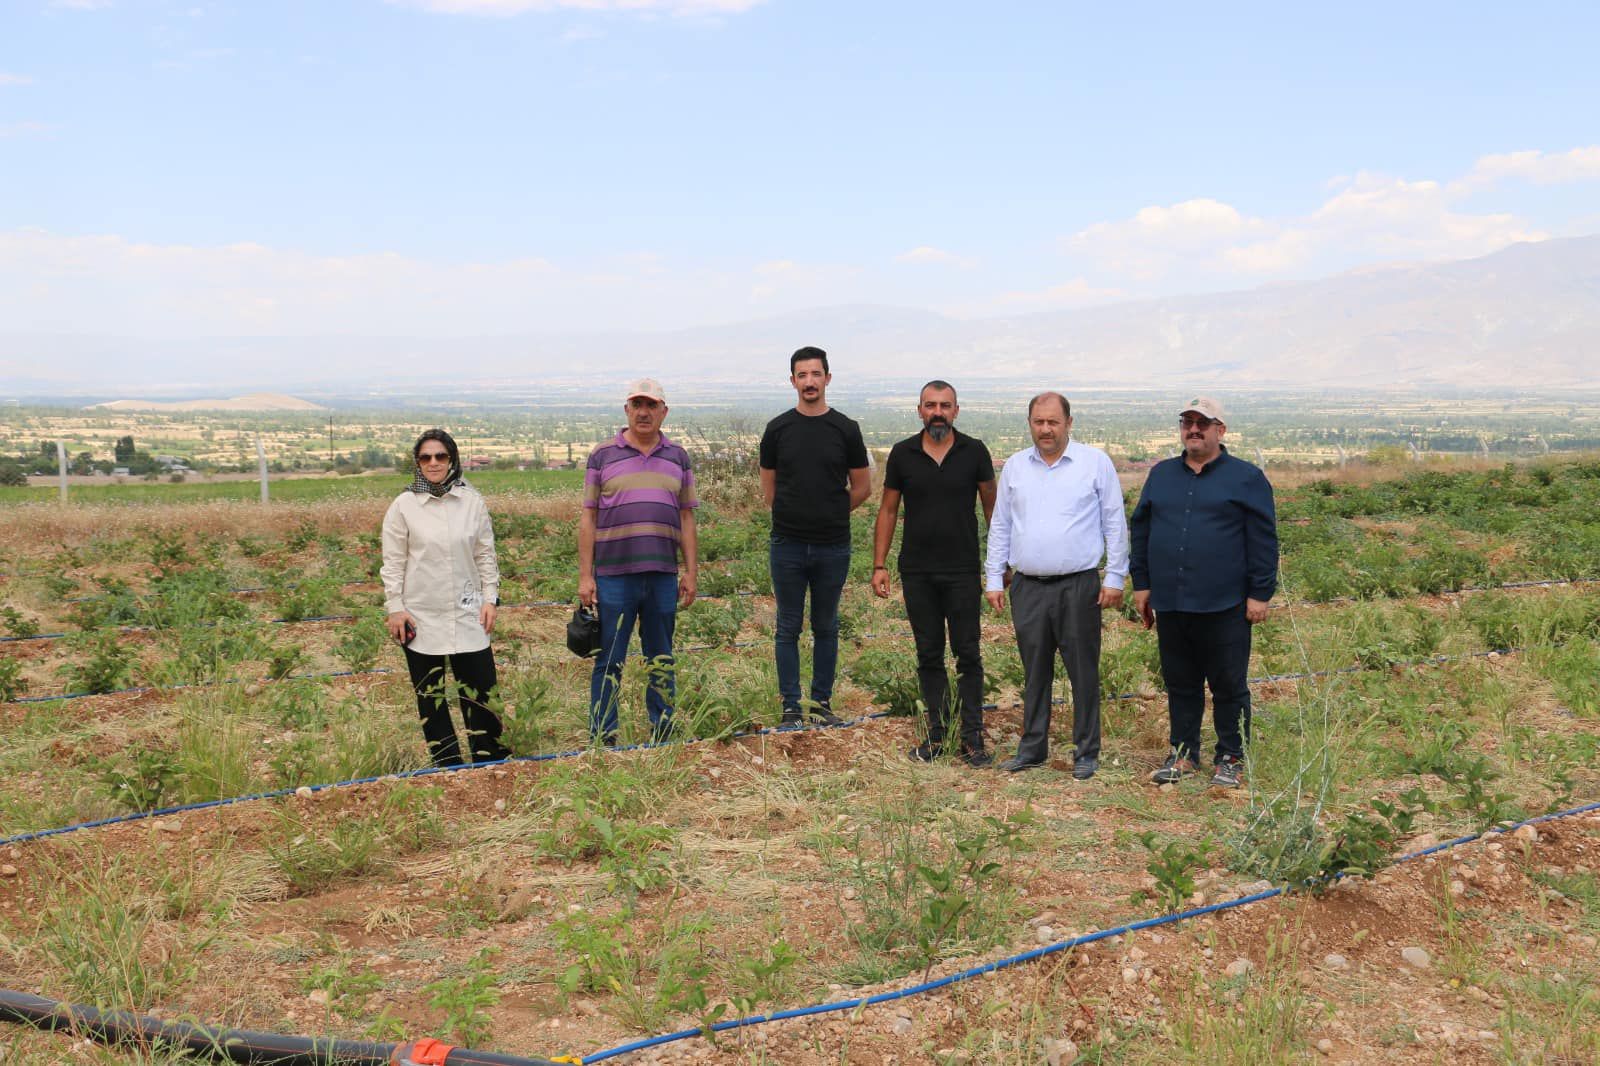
769,536,852,711
402,645,509,767
1155,603,1253,762
590,571,679,740
902,571,985,751
1010,570,1102,763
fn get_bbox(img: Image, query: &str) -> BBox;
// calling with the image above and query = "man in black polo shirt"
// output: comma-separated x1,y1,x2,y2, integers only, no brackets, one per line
1130,396,1278,788
871,380,997,765
760,346,872,727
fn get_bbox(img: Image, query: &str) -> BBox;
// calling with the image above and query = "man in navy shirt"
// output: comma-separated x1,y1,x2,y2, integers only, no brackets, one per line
871,380,997,766
1129,397,1278,788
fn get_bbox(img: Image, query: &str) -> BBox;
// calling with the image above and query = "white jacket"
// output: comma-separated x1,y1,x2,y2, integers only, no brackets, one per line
380,484,499,656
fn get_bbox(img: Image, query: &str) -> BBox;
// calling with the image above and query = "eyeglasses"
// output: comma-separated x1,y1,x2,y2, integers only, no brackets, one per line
417,452,451,463
1179,416,1218,430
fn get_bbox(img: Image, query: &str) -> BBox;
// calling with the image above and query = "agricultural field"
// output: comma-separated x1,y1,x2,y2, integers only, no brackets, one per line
2,455,1599,1064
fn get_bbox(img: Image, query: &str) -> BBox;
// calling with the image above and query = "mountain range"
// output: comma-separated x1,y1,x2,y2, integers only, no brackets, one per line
4,235,1597,397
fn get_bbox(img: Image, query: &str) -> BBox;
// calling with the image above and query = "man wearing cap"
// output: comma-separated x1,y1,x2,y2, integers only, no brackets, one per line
578,379,699,745
984,392,1128,779
1130,397,1278,788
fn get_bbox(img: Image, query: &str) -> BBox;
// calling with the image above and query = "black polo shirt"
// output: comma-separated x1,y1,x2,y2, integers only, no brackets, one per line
883,428,996,574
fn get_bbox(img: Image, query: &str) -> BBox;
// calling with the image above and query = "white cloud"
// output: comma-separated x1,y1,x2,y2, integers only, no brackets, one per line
0,74,34,86
1465,146,1600,187
391,0,763,16
1066,168,1552,287
895,246,975,268
1068,198,1270,280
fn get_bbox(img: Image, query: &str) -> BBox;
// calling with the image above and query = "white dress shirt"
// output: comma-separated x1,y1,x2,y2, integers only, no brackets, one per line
984,440,1129,592
381,484,499,656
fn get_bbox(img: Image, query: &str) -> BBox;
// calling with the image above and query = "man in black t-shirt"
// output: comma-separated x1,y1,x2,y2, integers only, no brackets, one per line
759,346,871,726
871,380,997,765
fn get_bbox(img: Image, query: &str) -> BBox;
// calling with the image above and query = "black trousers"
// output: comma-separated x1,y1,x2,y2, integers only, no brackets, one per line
1155,604,1252,763
1010,570,1102,763
901,571,986,752
402,645,510,767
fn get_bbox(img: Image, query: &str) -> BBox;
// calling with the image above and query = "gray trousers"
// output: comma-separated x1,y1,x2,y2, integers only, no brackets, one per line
1010,570,1102,763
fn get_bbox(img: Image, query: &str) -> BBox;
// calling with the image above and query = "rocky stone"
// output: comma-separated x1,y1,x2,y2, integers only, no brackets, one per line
1512,825,1538,844
1316,1038,1334,1055
0,865,16,878
890,1015,914,1036
1224,958,1252,978
1128,946,1148,962
1121,967,1138,984
1401,946,1431,969
1449,879,1466,896
295,786,314,798
1322,953,1348,970
1043,1038,1079,1066
1035,925,1055,944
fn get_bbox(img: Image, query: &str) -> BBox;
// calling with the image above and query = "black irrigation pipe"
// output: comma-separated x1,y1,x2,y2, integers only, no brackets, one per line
0,712,881,848
5,567,1597,647
6,667,392,705
577,798,1600,1063
0,990,568,1065
0,638,1531,846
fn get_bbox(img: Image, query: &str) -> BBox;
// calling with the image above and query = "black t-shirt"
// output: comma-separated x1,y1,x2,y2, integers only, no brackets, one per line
883,429,996,573
760,407,869,544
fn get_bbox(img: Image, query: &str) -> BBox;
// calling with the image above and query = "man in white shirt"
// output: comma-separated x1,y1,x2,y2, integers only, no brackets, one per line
984,392,1129,778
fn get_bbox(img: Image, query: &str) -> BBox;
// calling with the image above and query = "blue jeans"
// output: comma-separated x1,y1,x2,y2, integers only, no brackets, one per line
590,571,679,740
769,536,852,712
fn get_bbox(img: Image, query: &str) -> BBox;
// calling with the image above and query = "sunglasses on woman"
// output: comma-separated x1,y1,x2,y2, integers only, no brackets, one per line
418,451,452,463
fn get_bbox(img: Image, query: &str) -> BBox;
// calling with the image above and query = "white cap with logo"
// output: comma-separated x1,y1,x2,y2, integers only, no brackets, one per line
625,378,667,404
1179,396,1225,422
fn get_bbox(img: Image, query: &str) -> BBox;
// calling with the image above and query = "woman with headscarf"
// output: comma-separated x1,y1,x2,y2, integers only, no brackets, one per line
381,429,511,766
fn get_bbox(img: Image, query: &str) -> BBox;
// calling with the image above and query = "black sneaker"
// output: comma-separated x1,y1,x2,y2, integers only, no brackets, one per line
1150,748,1197,784
1072,757,1098,780
1212,754,1244,788
960,748,995,769
909,742,939,763
998,755,1044,773
597,732,619,749
779,706,803,727
808,703,846,727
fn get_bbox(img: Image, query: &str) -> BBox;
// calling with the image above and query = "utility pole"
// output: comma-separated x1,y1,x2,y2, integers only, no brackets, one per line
328,416,335,466
56,440,68,504
257,434,269,504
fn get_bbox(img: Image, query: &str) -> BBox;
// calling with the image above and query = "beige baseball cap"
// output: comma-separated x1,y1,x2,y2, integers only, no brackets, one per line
625,378,667,404
1179,396,1225,422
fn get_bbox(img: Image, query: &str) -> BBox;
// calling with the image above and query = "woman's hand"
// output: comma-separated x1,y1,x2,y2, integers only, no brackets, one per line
386,611,417,645
479,602,497,635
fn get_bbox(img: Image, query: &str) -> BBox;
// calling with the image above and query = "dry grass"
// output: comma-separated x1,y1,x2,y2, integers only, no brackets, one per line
0,488,583,547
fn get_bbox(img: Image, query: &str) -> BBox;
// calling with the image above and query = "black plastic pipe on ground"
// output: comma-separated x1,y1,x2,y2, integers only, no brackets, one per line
0,989,569,1065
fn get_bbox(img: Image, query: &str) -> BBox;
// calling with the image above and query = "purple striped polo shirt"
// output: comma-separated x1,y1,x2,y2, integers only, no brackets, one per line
584,431,698,576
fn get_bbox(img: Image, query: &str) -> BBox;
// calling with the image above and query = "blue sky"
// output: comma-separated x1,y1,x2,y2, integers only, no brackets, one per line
2,0,1598,340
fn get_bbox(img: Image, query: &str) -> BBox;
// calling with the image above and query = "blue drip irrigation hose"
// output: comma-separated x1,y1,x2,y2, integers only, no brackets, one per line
577,798,1600,1064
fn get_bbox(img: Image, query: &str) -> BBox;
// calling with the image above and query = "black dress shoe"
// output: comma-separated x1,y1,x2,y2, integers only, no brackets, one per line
999,756,1044,773
960,748,995,768
908,742,938,763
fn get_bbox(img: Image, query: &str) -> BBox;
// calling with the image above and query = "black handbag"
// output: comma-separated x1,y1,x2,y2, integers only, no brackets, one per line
566,604,601,658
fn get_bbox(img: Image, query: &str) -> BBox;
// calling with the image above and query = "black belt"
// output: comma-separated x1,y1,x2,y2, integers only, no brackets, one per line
1016,569,1093,584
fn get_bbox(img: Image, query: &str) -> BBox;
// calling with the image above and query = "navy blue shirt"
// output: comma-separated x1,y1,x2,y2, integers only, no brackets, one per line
1129,446,1278,613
